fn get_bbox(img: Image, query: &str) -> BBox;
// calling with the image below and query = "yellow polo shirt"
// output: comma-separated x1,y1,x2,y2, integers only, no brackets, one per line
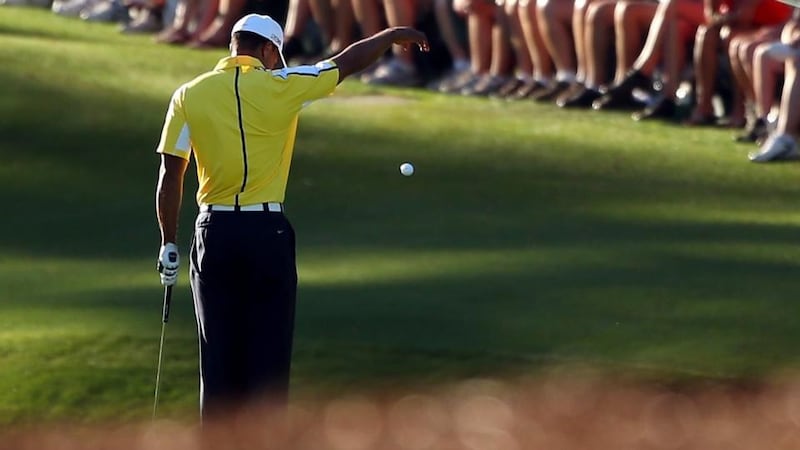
156,55,339,206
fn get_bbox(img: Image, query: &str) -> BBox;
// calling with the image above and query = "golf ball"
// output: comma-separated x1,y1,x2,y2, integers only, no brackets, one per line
400,162,415,176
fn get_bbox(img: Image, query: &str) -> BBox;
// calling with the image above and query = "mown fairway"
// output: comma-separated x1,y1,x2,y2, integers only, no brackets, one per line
1,7,800,425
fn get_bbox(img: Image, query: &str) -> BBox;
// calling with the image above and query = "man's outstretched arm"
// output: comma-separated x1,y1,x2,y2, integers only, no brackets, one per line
330,27,430,83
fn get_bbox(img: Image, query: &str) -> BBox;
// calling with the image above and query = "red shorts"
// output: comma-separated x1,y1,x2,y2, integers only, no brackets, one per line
752,0,793,26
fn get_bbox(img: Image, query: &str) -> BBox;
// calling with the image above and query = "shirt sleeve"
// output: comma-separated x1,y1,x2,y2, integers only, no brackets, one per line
281,60,340,104
155,85,192,160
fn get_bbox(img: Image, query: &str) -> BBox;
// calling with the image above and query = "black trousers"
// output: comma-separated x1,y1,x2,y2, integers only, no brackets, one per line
189,210,297,420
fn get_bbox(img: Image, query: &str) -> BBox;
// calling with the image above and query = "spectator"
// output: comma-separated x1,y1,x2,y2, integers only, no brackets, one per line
462,0,514,95
594,0,704,120
282,0,315,61
530,0,577,101
189,0,247,47
491,0,536,98
684,0,792,126
359,0,435,85
87,0,129,21
558,0,621,107
282,0,357,62
119,0,164,33
426,0,472,91
513,0,556,98
749,41,800,161
736,8,800,142
51,0,89,17
154,0,247,46
155,0,212,43
437,0,494,93
728,20,785,130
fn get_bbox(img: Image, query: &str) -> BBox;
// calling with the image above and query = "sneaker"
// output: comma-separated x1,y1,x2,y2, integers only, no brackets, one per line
632,96,676,121
52,0,92,16
592,90,646,110
593,70,652,110
530,80,572,102
120,9,161,32
81,0,126,22
441,72,480,94
358,57,390,83
557,86,602,108
735,117,768,144
463,75,509,96
601,70,651,96
357,63,382,83
426,67,470,92
366,59,420,87
489,77,525,99
155,26,191,44
505,79,545,100
749,134,799,162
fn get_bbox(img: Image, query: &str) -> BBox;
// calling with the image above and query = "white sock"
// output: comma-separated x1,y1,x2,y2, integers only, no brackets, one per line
452,59,470,72
556,71,576,83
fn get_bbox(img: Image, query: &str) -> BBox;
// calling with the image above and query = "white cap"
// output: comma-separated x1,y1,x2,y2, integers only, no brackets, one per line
231,14,286,67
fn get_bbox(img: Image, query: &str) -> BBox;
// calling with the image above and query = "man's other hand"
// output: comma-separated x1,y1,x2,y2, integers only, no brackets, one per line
157,243,180,286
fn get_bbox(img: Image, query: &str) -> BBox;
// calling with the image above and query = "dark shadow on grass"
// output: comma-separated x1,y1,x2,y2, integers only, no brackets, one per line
0,23,95,44
1,64,798,261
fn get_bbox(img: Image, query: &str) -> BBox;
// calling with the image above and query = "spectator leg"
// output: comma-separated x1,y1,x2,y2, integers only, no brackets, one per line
753,43,784,119
536,0,576,81
612,0,656,83
688,24,722,121
519,0,554,81
434,0,469,70
468,7,493,74
776,57,800,135
507,0,533,78
330,0,357,52
583,0,616,88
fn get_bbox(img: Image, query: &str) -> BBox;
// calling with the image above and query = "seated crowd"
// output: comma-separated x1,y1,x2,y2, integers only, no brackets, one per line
3,0,799,162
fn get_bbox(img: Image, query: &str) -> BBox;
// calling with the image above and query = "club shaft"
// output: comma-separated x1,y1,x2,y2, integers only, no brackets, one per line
153,286,173,420
152,321,167,419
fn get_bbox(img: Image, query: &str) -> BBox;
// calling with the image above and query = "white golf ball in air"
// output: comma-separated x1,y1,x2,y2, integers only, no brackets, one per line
399,162,415,176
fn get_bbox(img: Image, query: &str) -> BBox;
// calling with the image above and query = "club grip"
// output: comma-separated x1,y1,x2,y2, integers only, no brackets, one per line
162,285,173,323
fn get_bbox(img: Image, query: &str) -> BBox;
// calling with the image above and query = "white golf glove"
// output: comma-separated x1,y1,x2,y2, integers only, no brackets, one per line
157,243,180,287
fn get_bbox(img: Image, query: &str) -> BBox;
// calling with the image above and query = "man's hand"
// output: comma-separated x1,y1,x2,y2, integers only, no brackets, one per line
331,26,430,82
157,243,180,286
388,27,430,53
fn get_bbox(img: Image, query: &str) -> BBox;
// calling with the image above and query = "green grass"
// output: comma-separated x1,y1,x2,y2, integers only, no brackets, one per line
2,6,800,425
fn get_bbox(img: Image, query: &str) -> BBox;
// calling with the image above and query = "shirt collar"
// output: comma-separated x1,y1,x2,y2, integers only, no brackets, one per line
214,55,266,71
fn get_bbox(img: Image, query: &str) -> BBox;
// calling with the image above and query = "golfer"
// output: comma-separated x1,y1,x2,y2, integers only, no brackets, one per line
154,14,429,420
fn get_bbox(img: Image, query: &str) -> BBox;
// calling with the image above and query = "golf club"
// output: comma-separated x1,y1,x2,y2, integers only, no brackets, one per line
152,285,172,420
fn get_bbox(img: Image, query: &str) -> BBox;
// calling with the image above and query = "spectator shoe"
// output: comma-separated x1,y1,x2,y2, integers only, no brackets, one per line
632,96,677,121
557,86,602,108
749,134,799,162
530,80,572,103
735,117,768,144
